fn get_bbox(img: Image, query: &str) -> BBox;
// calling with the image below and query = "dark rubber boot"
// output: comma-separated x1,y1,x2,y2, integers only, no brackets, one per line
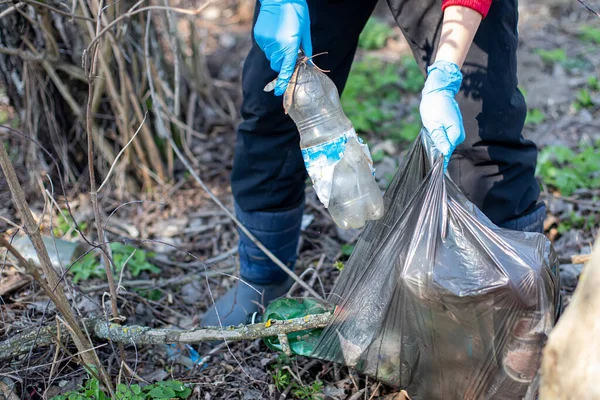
200,277,294,328
200,201,304,328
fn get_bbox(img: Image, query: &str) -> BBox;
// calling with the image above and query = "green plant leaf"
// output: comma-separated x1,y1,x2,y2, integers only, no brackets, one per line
291,379,324,399
341,57,406,136
178,387,192,398
0,110,8,125
272,368,292,391
371,149,385,163
358,18,394,50
536,143,600,196
341,244,355,257
535,48,567,64
163,380,186,393
579,25,600,44
147,386,177,399
574,88,594,109
525,108,545,126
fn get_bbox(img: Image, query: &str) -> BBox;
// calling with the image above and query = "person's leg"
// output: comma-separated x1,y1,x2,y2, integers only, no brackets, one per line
202,0,379,327
387,0,545,233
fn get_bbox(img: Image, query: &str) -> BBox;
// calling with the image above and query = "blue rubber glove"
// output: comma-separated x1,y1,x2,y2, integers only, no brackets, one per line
419,60,466,170
254,0,313,96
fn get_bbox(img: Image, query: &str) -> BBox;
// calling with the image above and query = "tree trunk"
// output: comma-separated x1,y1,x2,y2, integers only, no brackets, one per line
539,236,600,399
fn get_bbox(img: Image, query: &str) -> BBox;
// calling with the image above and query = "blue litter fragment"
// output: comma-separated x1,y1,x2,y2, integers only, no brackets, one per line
165,344,208,370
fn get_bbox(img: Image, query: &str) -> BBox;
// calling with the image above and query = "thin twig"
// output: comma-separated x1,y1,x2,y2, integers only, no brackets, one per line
115,247,136,294
85,1,213,63
0,237,111,392
577,0,600,17
540,193,600,211
138,3,321,298
46,319,63,388
22,0,95,21
166,137,322,300
0,45,46,62
0,2,25,18
84,0,122,353
0,215,22,231
160,110,206,139
368,383,382,400
98,112,147,192
163,0,180,118
144,11,169,142
0,127,97,255
79,265,235,294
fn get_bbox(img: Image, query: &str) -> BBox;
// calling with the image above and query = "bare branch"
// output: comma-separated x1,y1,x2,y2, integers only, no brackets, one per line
0,215,22,231
144,11,169,141
0,45,46,62
0,2,25,18
577,0,600,17
84,0,122,360
97,112,147,192
0,237,111,390
166,136,323,300
85,0,214,65
22,0,95,21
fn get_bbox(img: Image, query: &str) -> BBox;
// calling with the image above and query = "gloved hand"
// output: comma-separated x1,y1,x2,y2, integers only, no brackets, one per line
419,60,466,170
254,0,313,96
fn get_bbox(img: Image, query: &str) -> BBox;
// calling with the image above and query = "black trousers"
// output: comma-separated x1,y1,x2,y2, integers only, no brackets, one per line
231,0,541,227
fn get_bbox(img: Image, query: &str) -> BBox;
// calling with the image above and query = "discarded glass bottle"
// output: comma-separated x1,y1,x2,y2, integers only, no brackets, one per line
265,54,384,229
248,297,334,357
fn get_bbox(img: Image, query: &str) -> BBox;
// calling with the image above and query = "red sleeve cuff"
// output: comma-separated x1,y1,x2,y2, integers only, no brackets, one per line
441,0,492,18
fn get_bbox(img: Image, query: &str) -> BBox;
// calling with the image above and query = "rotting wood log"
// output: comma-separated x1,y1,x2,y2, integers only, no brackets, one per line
539,237,600,399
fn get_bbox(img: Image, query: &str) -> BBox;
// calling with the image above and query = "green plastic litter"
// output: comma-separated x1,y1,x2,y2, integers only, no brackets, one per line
262,297,334,356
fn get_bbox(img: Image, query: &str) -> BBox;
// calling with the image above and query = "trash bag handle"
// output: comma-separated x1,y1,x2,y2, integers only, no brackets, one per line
420,131,448,240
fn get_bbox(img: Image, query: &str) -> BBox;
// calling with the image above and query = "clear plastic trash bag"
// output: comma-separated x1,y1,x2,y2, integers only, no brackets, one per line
311,131,561,400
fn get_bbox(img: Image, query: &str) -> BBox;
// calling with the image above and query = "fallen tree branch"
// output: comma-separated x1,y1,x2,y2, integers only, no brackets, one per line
94,312,333,345
0,311,334,361
0,318,97,362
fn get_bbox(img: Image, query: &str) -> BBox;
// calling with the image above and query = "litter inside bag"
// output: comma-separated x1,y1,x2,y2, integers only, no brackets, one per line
310,131,561,400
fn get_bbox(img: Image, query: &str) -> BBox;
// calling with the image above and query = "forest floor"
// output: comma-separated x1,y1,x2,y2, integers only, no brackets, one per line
1,0,599,399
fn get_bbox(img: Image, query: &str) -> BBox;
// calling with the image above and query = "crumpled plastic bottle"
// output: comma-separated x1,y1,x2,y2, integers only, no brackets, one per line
265,53,384,229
